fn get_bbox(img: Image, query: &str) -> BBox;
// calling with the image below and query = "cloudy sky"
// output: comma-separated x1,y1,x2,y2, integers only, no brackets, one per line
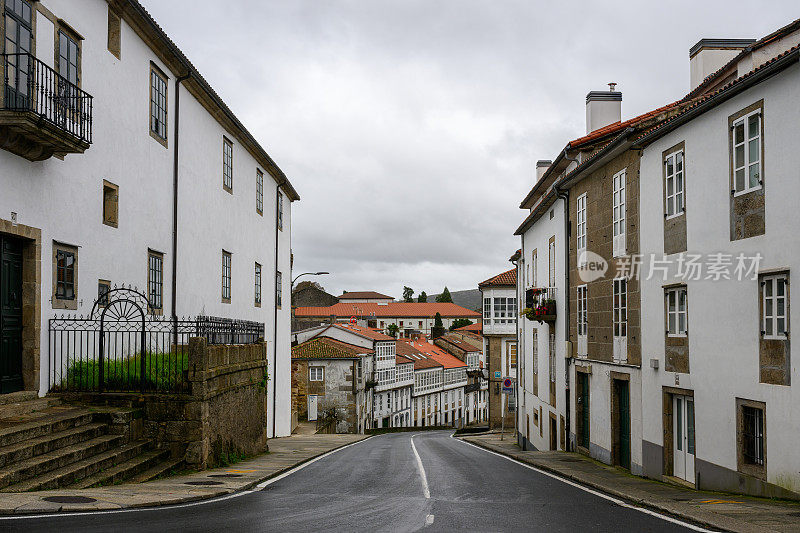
143,0,797,299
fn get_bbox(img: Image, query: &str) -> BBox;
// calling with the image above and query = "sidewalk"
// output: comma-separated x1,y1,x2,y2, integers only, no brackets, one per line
461,433,800,533
0,433,368,515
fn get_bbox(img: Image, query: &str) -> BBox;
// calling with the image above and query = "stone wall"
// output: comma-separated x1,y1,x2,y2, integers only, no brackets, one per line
292,358,360,433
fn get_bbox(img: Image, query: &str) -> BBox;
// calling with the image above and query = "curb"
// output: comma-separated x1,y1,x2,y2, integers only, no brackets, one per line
458,436,734,533
3,435,372,516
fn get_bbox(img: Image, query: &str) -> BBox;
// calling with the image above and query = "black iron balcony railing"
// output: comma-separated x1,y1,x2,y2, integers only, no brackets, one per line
2,52,92,143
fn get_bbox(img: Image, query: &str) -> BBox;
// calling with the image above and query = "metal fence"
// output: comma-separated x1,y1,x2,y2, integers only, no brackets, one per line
2,52,93,143
49,313,264,394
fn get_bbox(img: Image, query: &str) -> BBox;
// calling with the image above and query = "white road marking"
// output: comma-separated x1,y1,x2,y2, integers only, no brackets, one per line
410,434,431,499
456,438,719,533
0,437,372,520
426,514,435,525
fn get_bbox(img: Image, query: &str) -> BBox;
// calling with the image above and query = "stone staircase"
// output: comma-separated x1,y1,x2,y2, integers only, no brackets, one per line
0,392,182,491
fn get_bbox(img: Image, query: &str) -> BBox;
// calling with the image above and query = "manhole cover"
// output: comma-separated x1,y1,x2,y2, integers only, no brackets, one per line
43,496,97,504
208,474,242,478
185,480,224,486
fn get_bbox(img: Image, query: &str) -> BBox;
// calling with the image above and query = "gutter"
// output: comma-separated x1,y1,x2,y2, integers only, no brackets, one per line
171,72,191,340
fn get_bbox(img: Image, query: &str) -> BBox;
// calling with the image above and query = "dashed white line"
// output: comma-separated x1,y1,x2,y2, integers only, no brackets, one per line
410,434,431,499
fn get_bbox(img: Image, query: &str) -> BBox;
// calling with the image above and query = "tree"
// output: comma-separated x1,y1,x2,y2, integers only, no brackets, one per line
403,286,415,303
387,324,399,338
293,280,324,293
449,318,473,331
418,291,428,303
431,312,445,339
436,287,453,303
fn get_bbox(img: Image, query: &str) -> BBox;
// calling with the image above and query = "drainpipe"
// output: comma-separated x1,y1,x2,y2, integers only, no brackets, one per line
171,73,191,342
272,180,286,438
512,252,521,448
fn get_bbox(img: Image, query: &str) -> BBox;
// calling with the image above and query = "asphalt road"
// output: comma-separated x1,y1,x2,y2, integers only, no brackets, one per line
2,431,704,533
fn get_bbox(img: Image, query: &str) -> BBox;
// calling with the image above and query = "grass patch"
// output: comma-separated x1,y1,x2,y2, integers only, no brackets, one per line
61,351,189,392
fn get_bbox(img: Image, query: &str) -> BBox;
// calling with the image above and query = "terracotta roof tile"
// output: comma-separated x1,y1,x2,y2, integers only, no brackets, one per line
454,320,482,332
339,291,394,300
479,268,516,288
334,323,395,341
291,337,373,360
295,302,480,319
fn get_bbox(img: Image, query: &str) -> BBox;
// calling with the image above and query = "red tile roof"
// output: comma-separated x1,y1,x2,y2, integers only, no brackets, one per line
294,302,480,318
479,268,517,288
291,337,373,360
438,333,481,352
339,291,394,300
568,101,683,147
399,339,466,369
454,320,482,332
396,355,415,365
395,342,443,370
334,323,395,341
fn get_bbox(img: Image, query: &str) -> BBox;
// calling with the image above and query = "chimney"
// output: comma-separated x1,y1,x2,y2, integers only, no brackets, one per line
585,83,622,134
535,160,552,182
689,39,755,91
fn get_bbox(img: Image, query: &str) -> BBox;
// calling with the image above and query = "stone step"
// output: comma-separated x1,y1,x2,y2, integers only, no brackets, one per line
0,423,107,469
0,395,61,421
0,433,125,489
2,439,152,492
70,448,169,489
0,408,94,448
128,457,184,484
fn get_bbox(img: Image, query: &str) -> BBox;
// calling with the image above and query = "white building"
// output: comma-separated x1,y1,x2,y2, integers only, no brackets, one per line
513,162,569,451
0,0,297,437
636,28,800,498
434,332,488,424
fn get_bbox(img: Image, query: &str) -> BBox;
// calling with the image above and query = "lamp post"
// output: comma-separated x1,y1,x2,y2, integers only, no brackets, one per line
291,271,330,291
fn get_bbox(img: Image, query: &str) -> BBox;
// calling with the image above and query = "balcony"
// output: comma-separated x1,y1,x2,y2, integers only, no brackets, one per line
523,287,557,323
482,319,516,336
1,53,92,161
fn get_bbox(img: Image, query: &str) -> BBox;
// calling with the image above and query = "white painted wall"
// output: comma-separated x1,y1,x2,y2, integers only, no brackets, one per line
640,63,800,491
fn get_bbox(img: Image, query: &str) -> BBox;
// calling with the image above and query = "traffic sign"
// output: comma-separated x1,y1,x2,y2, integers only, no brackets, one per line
494,370,501,379
502,377,514,394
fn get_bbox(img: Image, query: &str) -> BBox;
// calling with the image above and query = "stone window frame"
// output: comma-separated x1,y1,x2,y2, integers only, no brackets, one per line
222,137,234,193
147,249,164,315
254,262,262,307
102,180,119,228
531,248,537,287
221,250,231,304
759,272,789,340
736,397,766,480
54,20,83,88
729,102,764,197
276,270,282,309
309,366,324,382
52,242,78,310
107,5,121,59
665,286,688,337
149,63,168,147
97,279,111,308
663,145,686,219
548,236,556,287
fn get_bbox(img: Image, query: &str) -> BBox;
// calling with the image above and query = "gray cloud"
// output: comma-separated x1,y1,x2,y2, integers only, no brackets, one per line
142,0,798,299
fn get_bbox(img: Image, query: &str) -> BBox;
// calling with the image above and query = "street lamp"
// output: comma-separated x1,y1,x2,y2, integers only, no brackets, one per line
292,271,329,289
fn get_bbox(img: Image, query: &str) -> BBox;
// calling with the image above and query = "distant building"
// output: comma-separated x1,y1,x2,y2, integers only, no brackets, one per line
338,291,395,304
293,283,339,308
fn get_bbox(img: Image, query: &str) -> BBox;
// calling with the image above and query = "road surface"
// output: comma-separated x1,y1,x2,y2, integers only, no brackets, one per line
2,431,707,532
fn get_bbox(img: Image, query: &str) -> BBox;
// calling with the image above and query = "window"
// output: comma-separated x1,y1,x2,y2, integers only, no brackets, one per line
222,251,231,303
666,287,687,336
548,237,556,287
576,194,587,261
277,191,284,230
256,169,264,215
148,250,163,314
309,367,324,381
613,278,627,338
53,243,77,310
762,275,788,339
58,29,80,87
531,249,537,287
577,284,588,335
97,280,110,308
107,7,121,59
732,110,761,195
509,343,517,368
665,151,684,217
102,180,119,228
612,170,626,257
254,263,262,306
549,334,556,383
742,405,764,466
276,271,282,308
223,137,233,192
493,297,508,323
149,65,168,144
483,298,491,321
508,298,517,320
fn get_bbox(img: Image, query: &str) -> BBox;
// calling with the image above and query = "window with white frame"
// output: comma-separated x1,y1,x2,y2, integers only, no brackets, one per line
531,249,537,287
577,285,587,336
548,237,556,287
309,366,324,381
664,150,684,217
483,298,491,321
666,287,687,336
762,274,788,339
613,278,627,338
612,170,626,257
576,193,587,262
494,297,508,323
732,110,761,195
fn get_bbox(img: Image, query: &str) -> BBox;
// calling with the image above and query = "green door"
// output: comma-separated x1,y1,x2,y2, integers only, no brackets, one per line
0,236,24,393
617,381,631,469
577,373,590,449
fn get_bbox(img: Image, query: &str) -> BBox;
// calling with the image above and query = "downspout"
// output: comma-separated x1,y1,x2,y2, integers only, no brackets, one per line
512,251,521,448
171,73,191,339
272,179,286,438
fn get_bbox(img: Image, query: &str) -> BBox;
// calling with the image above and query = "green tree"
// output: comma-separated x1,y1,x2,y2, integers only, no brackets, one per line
436,287,453,303
387,324,399,338
431,312,445,339
403,286,415,303
449,318,473,331
418,291,428,303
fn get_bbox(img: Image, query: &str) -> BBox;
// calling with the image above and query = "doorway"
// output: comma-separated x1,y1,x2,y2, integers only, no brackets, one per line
612,378,631,469
549,414,557,450
673,395,695,483
307,394,318,421
1,236,24,394
576,371,590,450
